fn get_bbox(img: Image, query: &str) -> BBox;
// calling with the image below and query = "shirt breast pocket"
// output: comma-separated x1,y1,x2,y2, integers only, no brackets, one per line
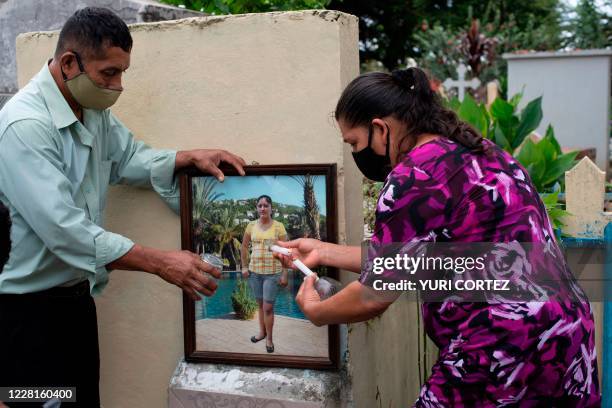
98,160,113,216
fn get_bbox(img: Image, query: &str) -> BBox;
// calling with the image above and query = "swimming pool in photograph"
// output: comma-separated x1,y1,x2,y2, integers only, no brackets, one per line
198,271,306,320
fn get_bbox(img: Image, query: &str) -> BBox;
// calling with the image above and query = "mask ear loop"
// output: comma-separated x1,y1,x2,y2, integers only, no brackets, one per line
60,51,85,81
384,123,391,159
72,51,86,72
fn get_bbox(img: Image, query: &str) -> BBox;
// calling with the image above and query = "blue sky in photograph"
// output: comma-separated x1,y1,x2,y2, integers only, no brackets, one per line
202,175,327,216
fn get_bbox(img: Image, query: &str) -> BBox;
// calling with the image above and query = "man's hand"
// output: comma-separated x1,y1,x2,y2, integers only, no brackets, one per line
176,149,246,181
156,250,222,300
108,245,222,301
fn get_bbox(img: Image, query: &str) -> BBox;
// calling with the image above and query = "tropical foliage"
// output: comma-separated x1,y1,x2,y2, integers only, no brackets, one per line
452,93,578,231
210,203,244,269
231,279,257,320
291,175,322,239
514,126,578,192
192,178,224,254
449,93,542,154
452,93,578,193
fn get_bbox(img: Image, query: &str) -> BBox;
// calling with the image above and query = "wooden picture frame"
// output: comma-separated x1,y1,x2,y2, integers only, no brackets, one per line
180,164,339,369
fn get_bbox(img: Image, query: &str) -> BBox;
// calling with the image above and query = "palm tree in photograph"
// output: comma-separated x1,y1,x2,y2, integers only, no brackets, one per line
192,178,224,254
211,203,243,270
291,174,321,239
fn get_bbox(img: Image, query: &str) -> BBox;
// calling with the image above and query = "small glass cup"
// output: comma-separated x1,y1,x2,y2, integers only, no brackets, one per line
200,253,224,279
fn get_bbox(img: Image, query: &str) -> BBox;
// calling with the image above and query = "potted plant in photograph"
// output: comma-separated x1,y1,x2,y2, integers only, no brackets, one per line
231,280,257,320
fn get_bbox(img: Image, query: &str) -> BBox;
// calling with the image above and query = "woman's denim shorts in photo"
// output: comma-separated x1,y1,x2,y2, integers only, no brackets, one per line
248,272,280,304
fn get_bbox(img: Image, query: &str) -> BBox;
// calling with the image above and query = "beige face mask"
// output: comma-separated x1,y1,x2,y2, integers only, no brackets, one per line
62,52,122,110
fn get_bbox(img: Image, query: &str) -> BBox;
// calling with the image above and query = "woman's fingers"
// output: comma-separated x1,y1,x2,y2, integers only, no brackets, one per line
273,253,294,268
296,275,317,306
276,239,301,248
302,274,317,291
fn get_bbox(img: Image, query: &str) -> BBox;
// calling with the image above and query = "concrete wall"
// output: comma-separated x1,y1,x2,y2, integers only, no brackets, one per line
0,0,201,95
16,11,368,408
504,50,612,171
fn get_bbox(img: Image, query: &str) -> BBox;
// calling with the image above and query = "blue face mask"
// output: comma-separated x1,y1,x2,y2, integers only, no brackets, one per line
351,123,392,182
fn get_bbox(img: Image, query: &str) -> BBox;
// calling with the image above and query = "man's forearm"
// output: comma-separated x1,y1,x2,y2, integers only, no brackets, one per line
107,244,163,275
106,244,222,300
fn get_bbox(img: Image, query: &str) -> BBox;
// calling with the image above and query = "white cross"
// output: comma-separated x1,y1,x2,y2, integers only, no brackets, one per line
443,64,481,100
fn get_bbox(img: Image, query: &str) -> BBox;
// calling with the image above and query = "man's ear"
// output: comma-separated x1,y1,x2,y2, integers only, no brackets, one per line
58,52,78,78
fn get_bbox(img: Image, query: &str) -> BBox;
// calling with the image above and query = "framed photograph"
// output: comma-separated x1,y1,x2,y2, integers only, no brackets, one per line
180,164,339,369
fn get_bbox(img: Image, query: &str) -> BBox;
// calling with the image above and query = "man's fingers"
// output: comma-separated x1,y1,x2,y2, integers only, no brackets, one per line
189,279,214,297
198,259,222,278
186,288,201,301
193,270,218,292
221,151,246,176
207,165,225,182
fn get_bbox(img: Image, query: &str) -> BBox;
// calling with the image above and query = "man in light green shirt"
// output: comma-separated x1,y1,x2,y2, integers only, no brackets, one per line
0,7,245,406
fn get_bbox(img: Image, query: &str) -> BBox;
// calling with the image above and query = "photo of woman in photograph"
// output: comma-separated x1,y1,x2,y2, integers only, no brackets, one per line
241,195,288,353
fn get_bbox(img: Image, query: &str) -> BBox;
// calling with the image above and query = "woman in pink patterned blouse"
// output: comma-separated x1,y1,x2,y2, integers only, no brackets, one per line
275,67,600,407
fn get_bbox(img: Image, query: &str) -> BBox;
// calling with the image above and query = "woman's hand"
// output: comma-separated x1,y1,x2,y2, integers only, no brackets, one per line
274,239,324,269
241,267,249,279
279,273,288,287
296,275,323,326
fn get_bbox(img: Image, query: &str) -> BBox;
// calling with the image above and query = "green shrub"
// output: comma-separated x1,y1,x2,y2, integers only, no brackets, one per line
453,93,577,192
451,93,578,230
231,279,257,320
514,126,578,192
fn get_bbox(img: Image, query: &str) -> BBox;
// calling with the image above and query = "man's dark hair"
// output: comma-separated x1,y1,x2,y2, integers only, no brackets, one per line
0,202,11,273
55,7,133,59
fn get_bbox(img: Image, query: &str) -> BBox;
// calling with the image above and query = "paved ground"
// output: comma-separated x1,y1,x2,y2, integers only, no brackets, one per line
196,313,328,357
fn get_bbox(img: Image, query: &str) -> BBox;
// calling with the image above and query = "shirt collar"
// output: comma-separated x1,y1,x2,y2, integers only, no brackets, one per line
35,62,79,130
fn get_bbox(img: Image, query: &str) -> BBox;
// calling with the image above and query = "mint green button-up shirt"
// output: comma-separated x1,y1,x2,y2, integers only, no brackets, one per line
0,64,179,295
